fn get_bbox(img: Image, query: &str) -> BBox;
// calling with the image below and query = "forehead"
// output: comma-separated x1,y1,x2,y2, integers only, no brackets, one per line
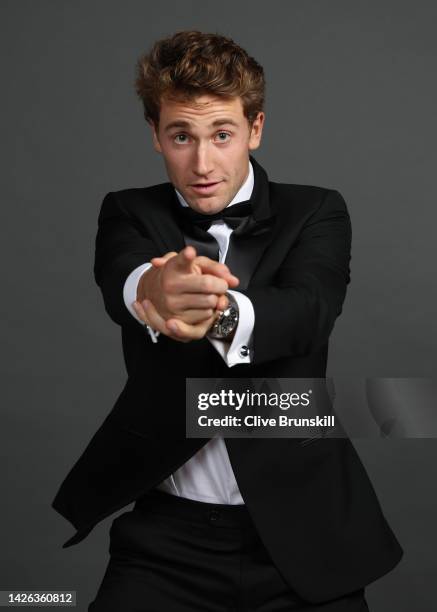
159,94,246,130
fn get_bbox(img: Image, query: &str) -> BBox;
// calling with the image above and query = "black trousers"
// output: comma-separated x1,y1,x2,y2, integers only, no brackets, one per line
88,489,369,612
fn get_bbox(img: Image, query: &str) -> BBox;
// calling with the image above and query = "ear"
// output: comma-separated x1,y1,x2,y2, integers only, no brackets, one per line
149,120,162,153
248,112,265,151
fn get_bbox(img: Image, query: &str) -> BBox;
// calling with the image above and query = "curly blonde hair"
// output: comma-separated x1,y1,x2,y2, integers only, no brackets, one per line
134,30,265,129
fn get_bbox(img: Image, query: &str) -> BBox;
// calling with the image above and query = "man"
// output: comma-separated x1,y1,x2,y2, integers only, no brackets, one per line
52,30,403,611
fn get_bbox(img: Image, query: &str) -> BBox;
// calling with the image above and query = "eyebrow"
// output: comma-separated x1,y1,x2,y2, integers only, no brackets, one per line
164,118,239,132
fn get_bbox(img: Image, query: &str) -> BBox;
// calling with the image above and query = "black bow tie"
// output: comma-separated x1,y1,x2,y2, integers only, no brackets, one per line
177,200,252,231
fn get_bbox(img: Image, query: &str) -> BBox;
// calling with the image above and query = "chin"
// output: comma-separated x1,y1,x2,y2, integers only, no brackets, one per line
195,203,218,214
193,198,224,213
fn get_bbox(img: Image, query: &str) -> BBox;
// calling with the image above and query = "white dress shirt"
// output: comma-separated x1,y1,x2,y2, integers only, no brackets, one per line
122,161,257,504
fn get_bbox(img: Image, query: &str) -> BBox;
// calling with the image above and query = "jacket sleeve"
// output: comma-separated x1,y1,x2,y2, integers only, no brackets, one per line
93,191,159,327
237,189,352,365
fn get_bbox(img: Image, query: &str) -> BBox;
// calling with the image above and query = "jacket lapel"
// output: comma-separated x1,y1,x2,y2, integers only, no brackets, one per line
224,154,277,290
136,183,186,254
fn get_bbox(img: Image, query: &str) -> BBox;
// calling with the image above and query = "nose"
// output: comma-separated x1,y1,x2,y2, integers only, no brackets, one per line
191,144,215,178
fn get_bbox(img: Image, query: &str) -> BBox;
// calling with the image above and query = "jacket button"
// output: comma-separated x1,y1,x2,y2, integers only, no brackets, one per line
209,510,220,522
239,345,249,358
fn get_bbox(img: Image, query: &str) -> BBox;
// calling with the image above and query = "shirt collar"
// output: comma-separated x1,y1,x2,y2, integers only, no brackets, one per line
174,160,254,209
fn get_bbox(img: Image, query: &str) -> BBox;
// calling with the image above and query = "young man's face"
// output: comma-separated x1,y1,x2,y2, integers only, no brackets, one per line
150,93,264,214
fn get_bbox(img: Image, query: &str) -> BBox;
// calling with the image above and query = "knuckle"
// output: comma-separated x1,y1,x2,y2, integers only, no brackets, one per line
161,275,176,294
162,294,172,309
167,294,178,308
160,275,171,292
203,276,214,292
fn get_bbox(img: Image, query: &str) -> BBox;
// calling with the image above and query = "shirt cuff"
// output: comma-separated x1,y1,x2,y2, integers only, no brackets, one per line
123,262,160,342
207,289,254,367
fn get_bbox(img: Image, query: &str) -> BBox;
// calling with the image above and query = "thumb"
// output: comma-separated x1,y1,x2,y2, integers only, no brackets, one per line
151,251,178,267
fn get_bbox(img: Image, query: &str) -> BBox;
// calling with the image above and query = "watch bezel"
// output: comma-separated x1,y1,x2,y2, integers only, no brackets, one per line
208,294,239,339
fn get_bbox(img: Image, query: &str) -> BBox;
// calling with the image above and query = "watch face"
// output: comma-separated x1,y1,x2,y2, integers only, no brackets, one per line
220,307,238,336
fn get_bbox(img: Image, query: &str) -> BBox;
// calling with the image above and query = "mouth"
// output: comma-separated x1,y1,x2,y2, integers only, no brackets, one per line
190,181,222,195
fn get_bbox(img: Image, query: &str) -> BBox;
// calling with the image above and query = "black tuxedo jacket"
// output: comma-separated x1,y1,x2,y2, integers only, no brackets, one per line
52,155,402,603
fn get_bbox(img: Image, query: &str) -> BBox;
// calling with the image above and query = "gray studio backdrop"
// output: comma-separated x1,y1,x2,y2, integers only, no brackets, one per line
1,1,436,610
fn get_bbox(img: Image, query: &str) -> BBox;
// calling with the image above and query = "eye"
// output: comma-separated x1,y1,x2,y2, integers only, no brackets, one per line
174,133,190,144
215,131,231,142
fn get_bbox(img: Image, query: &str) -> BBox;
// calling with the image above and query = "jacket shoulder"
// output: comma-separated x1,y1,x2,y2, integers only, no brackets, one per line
108,181,171,199
269,181,348,216
269,180,340,199
99,181,174,215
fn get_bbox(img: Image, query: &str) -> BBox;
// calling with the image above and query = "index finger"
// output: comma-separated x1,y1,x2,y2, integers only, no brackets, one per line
170,246,197,273
192,256,239,285
176,273,229,295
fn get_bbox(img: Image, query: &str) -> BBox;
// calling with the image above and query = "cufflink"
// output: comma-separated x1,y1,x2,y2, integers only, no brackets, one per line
238,345,249,358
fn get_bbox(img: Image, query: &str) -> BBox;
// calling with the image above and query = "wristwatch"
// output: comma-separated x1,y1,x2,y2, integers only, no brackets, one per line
208,292,239,339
